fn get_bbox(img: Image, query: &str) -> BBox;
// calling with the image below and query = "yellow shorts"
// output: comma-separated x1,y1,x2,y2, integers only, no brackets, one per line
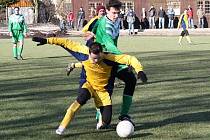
82,82,112,108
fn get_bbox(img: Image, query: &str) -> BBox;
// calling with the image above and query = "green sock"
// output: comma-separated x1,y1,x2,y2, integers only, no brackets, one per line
95,108,101,120
17,45,23,57
120,95,133,116
13,46,18,58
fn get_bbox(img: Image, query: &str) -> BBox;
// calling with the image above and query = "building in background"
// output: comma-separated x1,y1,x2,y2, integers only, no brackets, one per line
7,0,34,24
71,0,210,28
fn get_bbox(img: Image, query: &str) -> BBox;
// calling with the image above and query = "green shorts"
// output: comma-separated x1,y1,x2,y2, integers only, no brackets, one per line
12,30,24,43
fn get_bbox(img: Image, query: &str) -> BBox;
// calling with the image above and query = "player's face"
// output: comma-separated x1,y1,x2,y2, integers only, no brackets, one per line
14,8,19,15
98,9,105,17
106,7,120,22
89,52,102,64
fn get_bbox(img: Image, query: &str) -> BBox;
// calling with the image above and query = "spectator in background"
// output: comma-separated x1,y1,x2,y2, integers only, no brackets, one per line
148,5,156,29
187,5,194,28
141,8,148,29
8,7,28,60
119,10,125,29
158,6,165,29
77,7,85,31
167,7,175,29
197,5,205,28
126,8,135,35
67,11,74,30
89,7,96,19
59,16,66,33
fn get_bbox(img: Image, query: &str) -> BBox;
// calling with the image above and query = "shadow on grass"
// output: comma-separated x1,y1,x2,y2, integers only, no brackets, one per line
135,111,210,131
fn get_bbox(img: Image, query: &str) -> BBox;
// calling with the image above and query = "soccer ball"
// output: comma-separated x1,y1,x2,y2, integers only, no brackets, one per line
116,120,134,138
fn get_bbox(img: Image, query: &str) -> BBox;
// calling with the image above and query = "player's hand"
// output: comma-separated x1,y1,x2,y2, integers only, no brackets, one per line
24,32,30,37
32,37,47,46
66,63,75,76
9,32,13,36
83,32,95,41
137,71,148,83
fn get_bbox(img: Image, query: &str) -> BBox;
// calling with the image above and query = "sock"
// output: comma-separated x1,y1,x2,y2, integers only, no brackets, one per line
95,108,102,122
17,45,23,57
13,46,18,58
186,36,192,43
178,36,182,44
120,95,133,116
60,100,81,129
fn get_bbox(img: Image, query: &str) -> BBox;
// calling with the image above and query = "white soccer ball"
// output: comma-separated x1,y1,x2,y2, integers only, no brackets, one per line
116,120,134,138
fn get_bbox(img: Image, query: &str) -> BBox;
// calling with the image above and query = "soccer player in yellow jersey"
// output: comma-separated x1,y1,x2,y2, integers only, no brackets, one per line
177,9,192,46
32,37,147,135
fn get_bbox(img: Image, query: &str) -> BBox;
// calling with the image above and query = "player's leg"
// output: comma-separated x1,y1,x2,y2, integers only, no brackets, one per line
185,30,192,44
94,90,112,129
178,30,185,46
116,68,136,121
56,88,91,135
11,31,18,59
18,32,24,60
98,105,112,129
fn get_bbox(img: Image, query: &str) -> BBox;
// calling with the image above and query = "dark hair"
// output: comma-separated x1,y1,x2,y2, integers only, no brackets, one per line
106,0,122,10
14,7,20,10
89,42,103,54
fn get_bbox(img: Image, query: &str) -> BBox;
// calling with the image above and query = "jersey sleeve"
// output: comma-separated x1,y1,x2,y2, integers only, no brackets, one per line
47,37,89,61
82,16,99,33
75,62,83,68
47,37,89,55
104,53,144,73
22,16,28,33
8,16,13,32
101,34,122,54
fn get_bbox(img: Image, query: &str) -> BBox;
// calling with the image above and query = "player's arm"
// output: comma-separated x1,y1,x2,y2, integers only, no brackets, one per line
32,37,89,55
8,17,13,35
177,14,183,29
101,33,122,55
82,16,99,33
66,62,83,76
22,16,28,34
104,54,147,82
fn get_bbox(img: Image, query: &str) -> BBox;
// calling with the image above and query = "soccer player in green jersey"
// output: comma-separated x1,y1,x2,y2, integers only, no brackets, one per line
92,0,141,124
8,7,28,60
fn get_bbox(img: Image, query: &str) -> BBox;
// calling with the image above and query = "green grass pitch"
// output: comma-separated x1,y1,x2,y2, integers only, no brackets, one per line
0,36,210,140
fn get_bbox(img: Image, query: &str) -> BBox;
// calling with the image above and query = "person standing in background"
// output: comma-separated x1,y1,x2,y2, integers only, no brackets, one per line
187,5,194,28
167,7,175,29
158,6,165,29
126,8,135,35
77,7,85,31
8,7,28,60
67,11,74,30
148,5,156,29
197,5,205,28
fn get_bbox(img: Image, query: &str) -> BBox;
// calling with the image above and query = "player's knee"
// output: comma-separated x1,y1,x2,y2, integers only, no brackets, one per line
77,88,91,105
125,74,137,86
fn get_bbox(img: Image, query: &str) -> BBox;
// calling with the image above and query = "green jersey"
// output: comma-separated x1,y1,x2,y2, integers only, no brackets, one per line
93,16,127,71
93,16,122,54
8,14,28,33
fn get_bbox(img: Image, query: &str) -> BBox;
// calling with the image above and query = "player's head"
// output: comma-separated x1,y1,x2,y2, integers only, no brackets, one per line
89,42,103,64
106,0,122,22
184,9,188,14
14,7,20,15
96,5,106,17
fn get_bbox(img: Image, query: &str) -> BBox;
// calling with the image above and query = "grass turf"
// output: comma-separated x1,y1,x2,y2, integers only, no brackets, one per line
0,36,210,140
